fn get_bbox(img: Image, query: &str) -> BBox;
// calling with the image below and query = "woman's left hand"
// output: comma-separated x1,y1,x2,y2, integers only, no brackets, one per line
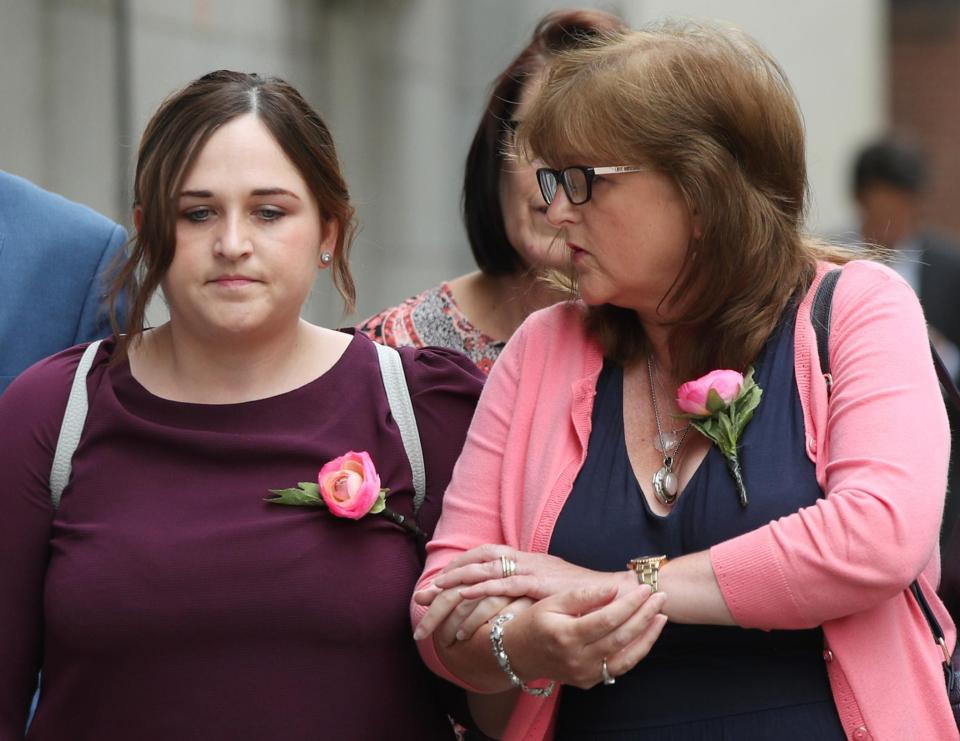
446,544,629,597
414,545,633,640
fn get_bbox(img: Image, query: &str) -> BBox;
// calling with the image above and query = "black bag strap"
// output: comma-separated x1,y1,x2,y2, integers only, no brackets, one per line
811,269,841,393
812,267,960,667
934,343,960,413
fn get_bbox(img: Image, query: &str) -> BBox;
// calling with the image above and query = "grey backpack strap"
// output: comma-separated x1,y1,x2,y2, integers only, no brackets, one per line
374,342,426,514
49,340,102,510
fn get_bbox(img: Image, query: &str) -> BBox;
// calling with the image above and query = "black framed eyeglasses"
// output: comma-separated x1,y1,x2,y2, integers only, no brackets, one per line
536,165,646,206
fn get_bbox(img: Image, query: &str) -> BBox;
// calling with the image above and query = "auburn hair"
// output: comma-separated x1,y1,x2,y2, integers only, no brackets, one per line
521,22,859,381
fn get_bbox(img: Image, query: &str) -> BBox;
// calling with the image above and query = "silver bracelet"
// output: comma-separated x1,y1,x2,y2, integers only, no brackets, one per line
489,613,556,697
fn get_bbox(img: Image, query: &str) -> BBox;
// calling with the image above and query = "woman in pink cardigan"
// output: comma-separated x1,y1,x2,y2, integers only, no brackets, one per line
411,22,957,741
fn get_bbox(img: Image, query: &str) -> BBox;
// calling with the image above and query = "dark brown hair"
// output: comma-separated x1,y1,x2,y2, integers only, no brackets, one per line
109,70,356,357
463,9,627,275
522,22,859,381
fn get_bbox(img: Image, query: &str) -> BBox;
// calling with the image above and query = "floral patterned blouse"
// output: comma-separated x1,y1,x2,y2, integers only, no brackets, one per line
358,282,505,375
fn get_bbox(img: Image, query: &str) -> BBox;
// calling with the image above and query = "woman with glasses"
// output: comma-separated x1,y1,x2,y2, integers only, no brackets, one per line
358,9,626,375
411,22,956,741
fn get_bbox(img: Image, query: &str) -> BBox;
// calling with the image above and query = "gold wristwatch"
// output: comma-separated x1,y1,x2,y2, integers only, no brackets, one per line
627,555,668,593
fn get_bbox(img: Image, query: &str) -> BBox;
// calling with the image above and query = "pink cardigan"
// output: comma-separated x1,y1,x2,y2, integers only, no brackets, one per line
414,261,957,741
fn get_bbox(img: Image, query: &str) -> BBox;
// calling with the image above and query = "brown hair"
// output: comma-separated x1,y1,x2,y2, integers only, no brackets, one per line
521,22,859,381
463,8,627,274
109,70,356,358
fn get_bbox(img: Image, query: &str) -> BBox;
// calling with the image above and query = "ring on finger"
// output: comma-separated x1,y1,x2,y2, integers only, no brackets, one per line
601,657,616,686
499,555,517,579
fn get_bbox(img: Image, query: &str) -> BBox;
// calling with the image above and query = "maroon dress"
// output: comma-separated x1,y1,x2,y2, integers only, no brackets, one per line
0,332,483,741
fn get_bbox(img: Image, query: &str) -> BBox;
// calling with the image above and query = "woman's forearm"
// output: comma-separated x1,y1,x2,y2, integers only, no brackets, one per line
438,546,731,628
657,550,736,625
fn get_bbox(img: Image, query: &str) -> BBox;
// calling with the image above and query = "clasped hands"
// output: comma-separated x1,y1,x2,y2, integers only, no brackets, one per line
413,545,667,690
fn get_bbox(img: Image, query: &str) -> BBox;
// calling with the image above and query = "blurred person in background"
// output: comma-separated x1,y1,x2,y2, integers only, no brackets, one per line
0,171,127,396
852,135,960,380
359,9,627,375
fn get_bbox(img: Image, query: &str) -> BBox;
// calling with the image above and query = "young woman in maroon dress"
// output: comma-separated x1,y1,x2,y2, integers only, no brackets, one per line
0,71,482,740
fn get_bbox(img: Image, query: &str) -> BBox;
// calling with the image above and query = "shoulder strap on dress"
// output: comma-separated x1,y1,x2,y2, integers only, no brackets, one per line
49,339,103,510
374,342,427,514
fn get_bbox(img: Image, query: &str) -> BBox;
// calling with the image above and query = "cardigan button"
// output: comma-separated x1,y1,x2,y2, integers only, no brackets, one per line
822,649,833,662
852,726,871,740
806,435,816,454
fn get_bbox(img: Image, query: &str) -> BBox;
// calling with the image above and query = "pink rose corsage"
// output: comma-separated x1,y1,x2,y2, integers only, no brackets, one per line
267,450,424,537
677,368,762,507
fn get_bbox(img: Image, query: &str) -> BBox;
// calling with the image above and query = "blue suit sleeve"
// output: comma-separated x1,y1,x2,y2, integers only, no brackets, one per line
73,223,127,345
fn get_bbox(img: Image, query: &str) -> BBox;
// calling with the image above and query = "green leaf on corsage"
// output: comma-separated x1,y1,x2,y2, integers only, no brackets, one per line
368,489,387,515
266,481,323,506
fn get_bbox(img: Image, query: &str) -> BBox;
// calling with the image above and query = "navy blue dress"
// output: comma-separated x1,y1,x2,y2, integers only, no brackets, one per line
549,307,845,739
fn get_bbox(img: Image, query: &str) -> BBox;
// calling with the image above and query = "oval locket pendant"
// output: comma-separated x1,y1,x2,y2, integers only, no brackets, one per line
652,466,678,505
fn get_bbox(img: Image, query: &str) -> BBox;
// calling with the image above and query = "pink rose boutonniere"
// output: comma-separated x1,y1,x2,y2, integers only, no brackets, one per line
267,451,424,537
676,368,762,507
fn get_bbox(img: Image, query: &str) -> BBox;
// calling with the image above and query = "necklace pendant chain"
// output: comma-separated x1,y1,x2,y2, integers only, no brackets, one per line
647,355,690,507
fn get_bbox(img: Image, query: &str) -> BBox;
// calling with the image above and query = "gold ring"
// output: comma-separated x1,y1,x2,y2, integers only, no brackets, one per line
601,657,615,685
500,555,517,578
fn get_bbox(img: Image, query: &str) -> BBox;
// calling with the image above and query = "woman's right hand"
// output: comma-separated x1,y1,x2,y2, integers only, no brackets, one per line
501,584,668,690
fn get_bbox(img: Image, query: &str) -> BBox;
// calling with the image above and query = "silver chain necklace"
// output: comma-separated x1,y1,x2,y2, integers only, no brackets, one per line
646,354,691,506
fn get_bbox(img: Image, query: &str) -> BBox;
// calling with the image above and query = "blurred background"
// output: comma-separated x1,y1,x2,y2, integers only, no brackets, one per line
1,0,957,325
